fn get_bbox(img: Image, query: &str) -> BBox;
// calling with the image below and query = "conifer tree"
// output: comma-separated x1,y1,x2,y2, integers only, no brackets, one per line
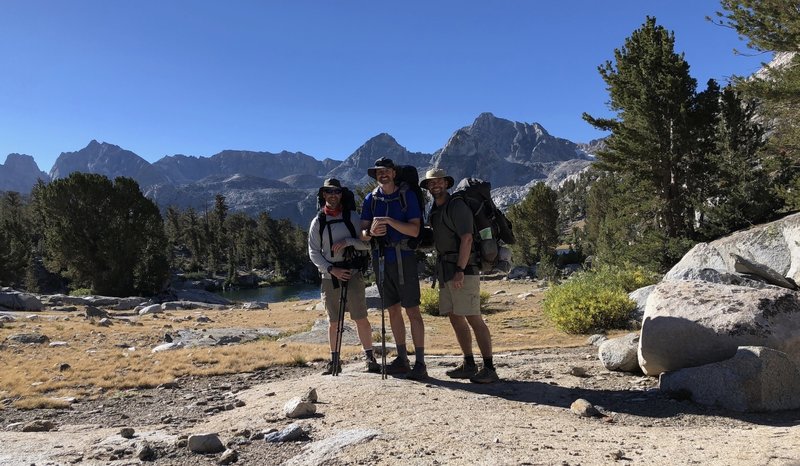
508,182,559,266
716,0,800,208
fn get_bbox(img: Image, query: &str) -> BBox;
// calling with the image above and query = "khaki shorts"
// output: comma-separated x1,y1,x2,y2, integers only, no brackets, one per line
438,275,481,316
321,272,368,321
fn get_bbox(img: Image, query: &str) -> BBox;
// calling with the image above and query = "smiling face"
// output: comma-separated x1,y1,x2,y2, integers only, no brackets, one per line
375,167,395,186
426,177,449,200
322,187,342,209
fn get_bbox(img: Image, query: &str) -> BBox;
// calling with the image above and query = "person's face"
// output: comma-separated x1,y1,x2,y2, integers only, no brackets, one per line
426,178,448,198
375,167,395,185
322,187,342,208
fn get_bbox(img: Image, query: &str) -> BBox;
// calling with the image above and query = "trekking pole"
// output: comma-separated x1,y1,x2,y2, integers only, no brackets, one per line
378,250,387,380
332,277,348,376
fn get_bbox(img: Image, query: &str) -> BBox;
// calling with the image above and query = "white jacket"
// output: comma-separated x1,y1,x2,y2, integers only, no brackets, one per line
307,210,370,279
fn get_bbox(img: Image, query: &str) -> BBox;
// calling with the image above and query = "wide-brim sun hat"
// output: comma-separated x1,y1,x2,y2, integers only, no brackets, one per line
318,178,343,197
420,168,454,190
367,157,396,179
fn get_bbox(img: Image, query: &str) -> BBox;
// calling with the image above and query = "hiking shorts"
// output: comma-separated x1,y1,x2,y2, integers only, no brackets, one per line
439,275,481,316
321,271,368,321
376,253,421,308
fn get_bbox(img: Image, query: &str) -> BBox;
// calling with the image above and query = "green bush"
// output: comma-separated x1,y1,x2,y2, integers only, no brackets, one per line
542,264,659,334
68,288,93,297
420,286,490,316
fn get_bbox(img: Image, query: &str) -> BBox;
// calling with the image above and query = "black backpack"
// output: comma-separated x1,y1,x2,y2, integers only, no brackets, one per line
443,178,515,272
370,165,427,247
317,188,370,272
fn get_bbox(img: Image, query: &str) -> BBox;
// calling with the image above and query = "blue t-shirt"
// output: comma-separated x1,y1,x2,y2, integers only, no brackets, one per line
361,187,422,262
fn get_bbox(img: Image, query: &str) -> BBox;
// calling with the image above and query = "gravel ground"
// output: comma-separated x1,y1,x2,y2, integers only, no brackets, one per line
2,346,800,465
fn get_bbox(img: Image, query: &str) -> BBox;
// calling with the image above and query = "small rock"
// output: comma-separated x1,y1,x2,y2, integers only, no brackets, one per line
119,427,135,439
22,420,56,432
283,397,316,418
570,398,600,417
7,333,49,344
85,306,108,318
300,388,318,403
187,432,225,453
98,317,112,327
57,363,71,372
265,423,305,442
137,441,156,461
218,448,238,465
49,341,69,347
569,366,588,377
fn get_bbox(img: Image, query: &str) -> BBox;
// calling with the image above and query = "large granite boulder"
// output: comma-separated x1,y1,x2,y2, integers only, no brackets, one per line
638,280,800,376
0,291,43,311
665,212,800,285
660,346,800,412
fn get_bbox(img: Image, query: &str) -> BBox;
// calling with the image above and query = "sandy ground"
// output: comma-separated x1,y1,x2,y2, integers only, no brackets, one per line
2,346,800,465
1,279,800,465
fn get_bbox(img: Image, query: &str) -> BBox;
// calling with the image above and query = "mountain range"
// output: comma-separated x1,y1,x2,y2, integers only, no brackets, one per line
0,113,597,224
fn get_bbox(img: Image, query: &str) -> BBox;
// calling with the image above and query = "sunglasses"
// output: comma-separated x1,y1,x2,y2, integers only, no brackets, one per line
322,188,342,195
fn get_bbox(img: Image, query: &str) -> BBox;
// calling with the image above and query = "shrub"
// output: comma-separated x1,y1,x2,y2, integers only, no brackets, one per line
68,288,93,297
420,286,491,316
542,264,659,334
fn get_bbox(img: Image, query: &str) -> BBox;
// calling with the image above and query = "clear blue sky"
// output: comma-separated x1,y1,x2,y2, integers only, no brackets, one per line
1,0,769,172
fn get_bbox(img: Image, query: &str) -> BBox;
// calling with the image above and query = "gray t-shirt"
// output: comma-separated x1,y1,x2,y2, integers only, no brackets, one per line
429,196,475,280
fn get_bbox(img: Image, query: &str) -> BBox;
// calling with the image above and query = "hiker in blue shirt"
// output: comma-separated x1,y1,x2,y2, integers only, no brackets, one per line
360,157,428,380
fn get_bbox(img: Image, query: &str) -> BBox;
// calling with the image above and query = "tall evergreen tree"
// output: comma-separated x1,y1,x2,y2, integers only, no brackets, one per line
582,17,717,269
0,192,34,287
716,0,800,208
508,182,559,266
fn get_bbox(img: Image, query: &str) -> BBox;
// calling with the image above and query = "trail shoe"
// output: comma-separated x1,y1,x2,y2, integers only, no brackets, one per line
365,358,382,373
405,362,428,381
384,357,411,375
321,360,342,375
469,367,499,384
445,362,479,379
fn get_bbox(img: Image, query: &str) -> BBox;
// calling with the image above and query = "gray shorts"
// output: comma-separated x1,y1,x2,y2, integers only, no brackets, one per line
375,253,420,308
321,272,368,321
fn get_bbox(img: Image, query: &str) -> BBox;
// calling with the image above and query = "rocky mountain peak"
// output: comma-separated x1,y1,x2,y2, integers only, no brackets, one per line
0,153,49,194
49,140,168,188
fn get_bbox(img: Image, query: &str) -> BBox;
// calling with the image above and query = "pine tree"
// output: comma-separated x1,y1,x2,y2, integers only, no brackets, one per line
30,173,168,296
508,182,559,266
716,0,800,207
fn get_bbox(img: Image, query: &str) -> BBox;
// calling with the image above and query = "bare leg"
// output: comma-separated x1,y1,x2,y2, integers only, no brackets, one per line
387,303,406,346
448,314,473,356
354,317,374,351
405,305,425,349
466,314,492,357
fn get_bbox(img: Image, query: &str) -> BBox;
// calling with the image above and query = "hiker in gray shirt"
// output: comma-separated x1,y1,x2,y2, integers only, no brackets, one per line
421,168,499,384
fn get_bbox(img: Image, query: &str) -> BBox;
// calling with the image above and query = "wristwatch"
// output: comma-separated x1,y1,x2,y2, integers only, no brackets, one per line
455,265,465,273
327,265,333,274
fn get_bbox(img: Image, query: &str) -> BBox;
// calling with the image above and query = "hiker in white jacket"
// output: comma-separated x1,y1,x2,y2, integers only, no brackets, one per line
308,178,380,375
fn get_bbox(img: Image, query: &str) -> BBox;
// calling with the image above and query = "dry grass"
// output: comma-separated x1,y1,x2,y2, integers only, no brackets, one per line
0,279,601,407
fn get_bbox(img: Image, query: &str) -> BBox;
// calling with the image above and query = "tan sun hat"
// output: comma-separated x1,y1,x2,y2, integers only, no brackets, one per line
420,168,454,190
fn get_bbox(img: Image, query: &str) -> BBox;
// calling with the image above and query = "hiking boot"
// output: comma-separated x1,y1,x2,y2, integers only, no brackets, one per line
365,358,381,373
405,362,428,381
384,357,410,375
321,360,342,375
469,366,499,384
445,362,479,379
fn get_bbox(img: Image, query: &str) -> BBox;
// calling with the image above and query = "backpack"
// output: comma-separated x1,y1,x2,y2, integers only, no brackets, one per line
370,165,427,248
443,178,515,272
316,188,370,272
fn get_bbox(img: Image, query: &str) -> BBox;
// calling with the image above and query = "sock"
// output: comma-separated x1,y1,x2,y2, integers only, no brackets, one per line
415,347,425,365
397,344,408,361
483,356,494,370
365,349,375,361
464,354,476,366
331,351,339,363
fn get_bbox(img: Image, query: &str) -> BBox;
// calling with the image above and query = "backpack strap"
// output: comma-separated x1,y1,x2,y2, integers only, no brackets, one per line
318,210,358,250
